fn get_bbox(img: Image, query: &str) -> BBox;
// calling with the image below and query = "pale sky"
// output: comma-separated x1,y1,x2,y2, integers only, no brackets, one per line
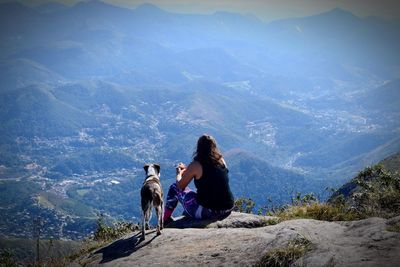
8,0,400,22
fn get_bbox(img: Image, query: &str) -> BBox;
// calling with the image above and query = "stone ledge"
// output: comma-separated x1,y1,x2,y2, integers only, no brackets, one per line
165,211,280,229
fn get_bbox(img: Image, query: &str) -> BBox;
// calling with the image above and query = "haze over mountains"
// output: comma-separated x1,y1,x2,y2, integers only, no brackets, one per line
0,0,399,239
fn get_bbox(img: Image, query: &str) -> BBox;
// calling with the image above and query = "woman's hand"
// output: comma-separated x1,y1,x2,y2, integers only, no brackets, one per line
176,162,186,174
175,162,186,183
176,161,202,190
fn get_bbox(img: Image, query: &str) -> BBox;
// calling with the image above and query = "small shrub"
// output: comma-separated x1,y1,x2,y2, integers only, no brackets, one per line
291,192,317,206
261,217,281,226
61,215,140,266
275,163,400,222
351,164,400,218
0,249,18,267
329,194,345,208
387,222,400,232
255,235,312,267
93,214,139,242
234,197,255,214
257,196,281,216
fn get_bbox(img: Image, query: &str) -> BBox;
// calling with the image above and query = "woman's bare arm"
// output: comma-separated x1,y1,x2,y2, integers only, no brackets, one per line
176,161,202,190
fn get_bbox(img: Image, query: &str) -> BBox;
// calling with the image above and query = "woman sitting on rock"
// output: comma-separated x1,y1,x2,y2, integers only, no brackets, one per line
163,134,234,222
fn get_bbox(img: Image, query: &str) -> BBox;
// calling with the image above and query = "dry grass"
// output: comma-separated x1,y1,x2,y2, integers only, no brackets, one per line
276,203,359,222
255,236,312,267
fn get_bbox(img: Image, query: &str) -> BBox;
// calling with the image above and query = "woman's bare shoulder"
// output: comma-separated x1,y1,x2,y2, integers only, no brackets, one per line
190,160,202,167
189,160,203,179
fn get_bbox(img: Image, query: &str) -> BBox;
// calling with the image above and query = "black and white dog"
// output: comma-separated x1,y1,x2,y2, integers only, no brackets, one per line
140,163,164,240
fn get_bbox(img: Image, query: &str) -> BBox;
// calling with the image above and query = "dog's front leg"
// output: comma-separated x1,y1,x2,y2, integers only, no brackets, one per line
160,201,164,230
155,206,162,235
140,211,146,240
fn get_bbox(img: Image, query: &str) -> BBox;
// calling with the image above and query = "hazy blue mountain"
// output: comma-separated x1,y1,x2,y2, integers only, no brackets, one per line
2,2,399,81
264,8,400,78
226,150,324,204
0,59,63,91
34,2,68,14
0,84,96,139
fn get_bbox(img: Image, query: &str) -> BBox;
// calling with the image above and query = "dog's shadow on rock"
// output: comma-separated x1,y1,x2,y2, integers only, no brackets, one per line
95,231,157,263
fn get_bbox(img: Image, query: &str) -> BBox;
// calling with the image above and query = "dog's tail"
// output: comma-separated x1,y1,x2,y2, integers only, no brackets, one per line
152,188,162,206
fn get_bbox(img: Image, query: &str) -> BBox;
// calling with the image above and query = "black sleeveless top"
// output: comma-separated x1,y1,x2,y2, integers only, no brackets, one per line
194,161,234,210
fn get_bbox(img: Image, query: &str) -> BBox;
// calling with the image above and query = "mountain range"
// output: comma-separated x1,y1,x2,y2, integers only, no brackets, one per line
0,0,399,239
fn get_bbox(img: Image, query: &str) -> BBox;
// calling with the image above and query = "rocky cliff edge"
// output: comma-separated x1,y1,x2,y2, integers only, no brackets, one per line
73,212,400,266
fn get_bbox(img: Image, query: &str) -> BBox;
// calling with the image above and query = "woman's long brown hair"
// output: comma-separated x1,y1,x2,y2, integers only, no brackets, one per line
193,134,224,167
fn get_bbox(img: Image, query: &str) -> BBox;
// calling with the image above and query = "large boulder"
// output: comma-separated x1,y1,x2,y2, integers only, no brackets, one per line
76,213,400,267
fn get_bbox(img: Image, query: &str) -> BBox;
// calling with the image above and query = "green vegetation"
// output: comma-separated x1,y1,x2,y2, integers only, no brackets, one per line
51,149,136,176
255,235,312,267
260,217,281,226
0,236,82,267
40,192,95,218
387,223,400,232
76,189,90,197
227,151,320,210
0,214,139,266
283,163,399,221
93,214,139,242
234,197,256,214
67,177,140,219
241,163,400,222
0,249,18,267
347,164,400,218
66,215,140,266
0,180,41,207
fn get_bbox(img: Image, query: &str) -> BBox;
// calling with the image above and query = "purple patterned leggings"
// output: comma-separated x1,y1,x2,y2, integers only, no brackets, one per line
165,183,231,219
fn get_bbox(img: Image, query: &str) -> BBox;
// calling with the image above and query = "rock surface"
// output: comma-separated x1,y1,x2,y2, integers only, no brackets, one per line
166,211,279,229
77,212,400,267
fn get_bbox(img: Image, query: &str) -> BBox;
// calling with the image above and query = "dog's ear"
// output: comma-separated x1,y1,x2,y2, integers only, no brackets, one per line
154,164,160,175
143,164,150,173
